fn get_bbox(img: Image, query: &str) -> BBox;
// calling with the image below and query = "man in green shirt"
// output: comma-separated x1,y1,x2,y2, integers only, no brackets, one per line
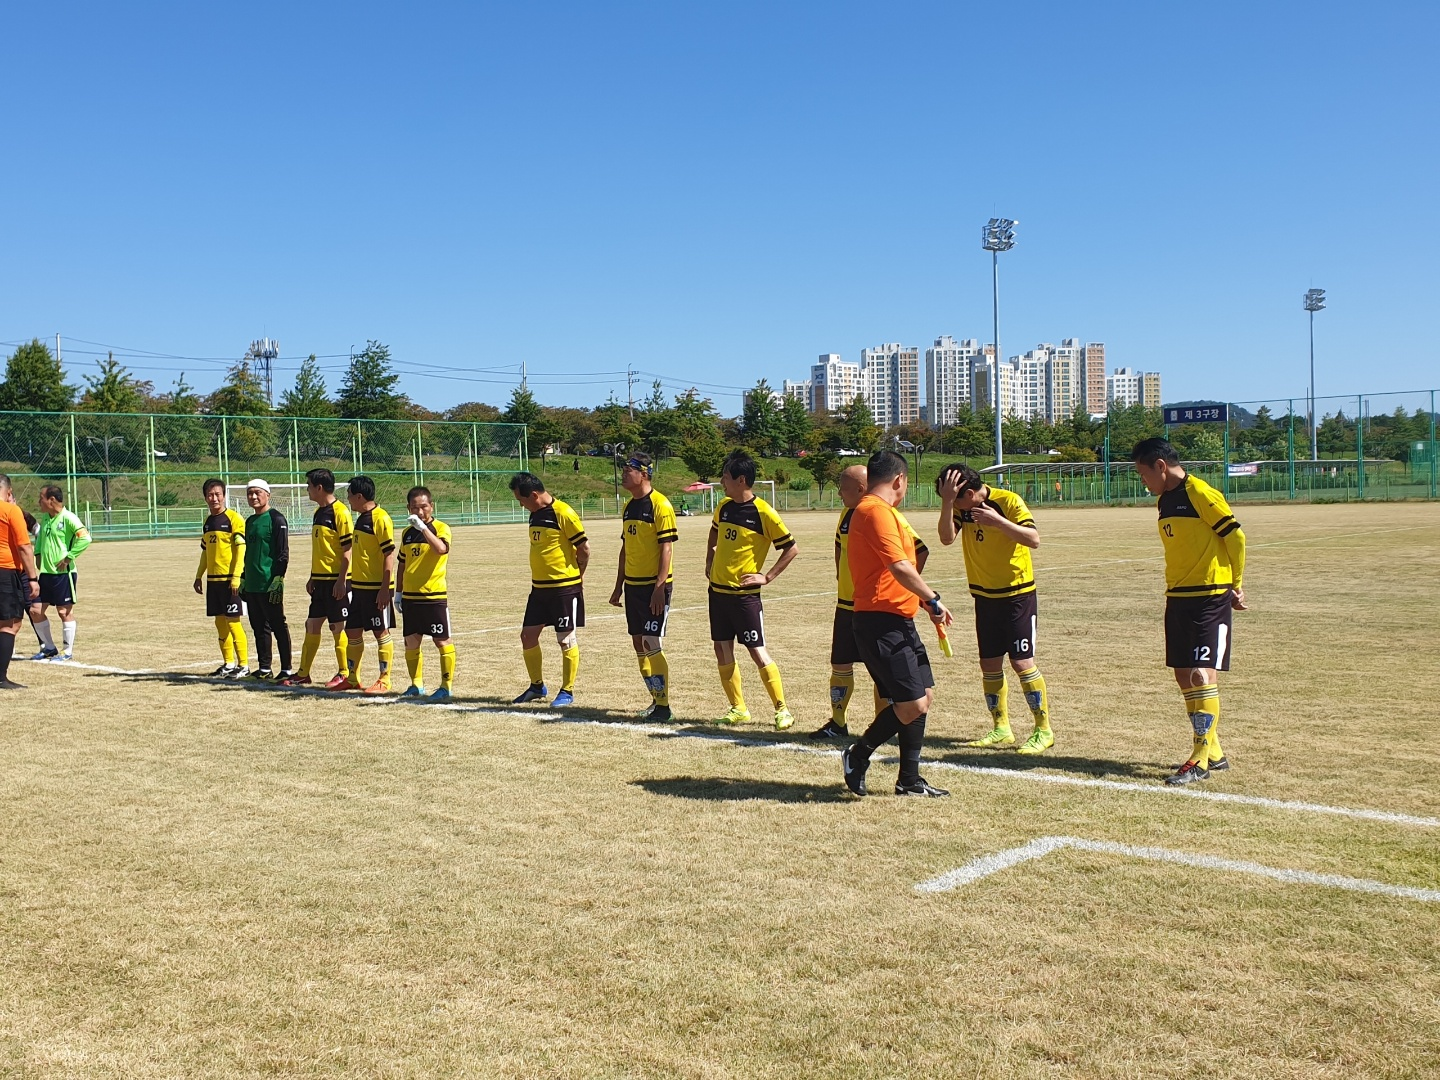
241,480,293,679
28,484,91,661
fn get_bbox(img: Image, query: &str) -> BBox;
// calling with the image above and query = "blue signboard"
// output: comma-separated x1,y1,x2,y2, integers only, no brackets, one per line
1163,404,1228,424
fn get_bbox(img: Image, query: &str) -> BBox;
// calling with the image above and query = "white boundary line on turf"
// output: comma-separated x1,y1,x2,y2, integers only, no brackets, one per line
914,835,1440,903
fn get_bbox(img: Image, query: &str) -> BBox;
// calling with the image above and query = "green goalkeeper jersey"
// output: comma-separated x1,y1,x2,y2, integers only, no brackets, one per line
35,508,91,575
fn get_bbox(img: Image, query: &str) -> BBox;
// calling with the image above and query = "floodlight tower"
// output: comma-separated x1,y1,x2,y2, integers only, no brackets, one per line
1303,289,1325,461
251,338,281,408
982,218,1017,467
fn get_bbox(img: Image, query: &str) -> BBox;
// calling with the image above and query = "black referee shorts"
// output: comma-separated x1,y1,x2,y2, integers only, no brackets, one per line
853,610,934,704
0,569,27,620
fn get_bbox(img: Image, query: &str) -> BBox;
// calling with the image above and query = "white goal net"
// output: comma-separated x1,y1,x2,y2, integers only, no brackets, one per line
225,482,348,522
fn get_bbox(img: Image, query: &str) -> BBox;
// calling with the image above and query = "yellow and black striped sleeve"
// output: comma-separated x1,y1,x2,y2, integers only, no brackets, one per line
1192,479,1246,587
558,500,587,548
655,494,678,545
758,499,794,551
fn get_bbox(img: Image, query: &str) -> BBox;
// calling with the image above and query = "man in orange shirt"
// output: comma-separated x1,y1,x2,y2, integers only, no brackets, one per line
0,474,42,689
842,451,954,797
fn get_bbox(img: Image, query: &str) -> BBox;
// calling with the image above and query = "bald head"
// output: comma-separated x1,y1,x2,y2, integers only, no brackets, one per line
839,465,867,509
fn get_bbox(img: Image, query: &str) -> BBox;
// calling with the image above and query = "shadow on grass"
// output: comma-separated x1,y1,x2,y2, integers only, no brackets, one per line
632,776,849,804
931,749,1154,780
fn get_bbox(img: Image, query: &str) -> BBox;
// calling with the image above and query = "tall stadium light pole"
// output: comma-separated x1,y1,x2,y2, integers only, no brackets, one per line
1304,289,1325,461
982,218,1018,467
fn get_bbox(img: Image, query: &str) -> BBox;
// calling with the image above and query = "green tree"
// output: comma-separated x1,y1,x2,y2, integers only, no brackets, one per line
153,374,211,462
278,355,337,458
208,357,270,417
338,341,406,420
530,412,573,471
503,385,542,427
798,448,842,495
79,354,151,413
840,394,880,453
0,338,75,412
678,424,729,481
778,394,812,455
636,382,680,458
741,380,782,455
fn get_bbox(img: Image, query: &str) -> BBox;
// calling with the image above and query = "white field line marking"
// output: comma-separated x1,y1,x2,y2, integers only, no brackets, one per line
915,835,1440,904
30,658,218,675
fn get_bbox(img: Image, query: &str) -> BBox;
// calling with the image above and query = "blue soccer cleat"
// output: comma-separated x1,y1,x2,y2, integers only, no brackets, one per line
427,687,453,704
401,684,423,698
513,683,548,704
551,689,574,707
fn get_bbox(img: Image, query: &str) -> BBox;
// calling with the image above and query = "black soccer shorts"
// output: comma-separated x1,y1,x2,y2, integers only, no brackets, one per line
624,582,671,638
1164,593,1233,671
973,591,1038,661
853,610,935,704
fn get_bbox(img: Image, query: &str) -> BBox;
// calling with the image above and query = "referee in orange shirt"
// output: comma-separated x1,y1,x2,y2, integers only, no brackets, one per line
0,474,41,689
842,451,954,797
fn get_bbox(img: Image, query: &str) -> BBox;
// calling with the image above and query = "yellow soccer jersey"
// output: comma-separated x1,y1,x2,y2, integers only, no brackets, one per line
1156,473,1246,598
398,519,452,601
621,491,678,585
197,508,246,583
709,496,794,594
835,506,926,609
350,506,396,591
528,498,587,588
952,487,1037,599
310,499,354,582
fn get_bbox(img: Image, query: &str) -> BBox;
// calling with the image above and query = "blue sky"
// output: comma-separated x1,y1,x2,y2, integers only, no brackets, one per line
3,2,1436,414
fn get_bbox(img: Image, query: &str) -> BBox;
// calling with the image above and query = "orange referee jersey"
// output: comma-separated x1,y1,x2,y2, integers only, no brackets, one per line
0,502,28,570
847,494,919,618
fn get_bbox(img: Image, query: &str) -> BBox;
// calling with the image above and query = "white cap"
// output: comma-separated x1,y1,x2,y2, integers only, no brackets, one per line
246,478,271,493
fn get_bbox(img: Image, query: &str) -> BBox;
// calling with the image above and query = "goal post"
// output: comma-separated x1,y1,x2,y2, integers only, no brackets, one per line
225,482,346,521
696,479,775,516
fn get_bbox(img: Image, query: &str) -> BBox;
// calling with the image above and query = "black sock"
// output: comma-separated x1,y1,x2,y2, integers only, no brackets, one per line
897,713,928,784
0,631,14,681
853,705,902,761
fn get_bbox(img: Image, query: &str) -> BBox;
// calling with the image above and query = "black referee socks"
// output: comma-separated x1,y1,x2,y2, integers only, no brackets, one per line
853,705,902,760
897,714,928,785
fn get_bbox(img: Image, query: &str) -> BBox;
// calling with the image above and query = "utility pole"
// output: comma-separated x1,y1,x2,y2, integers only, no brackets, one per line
627,367,636,420
521,360,528,393
55,333,61,366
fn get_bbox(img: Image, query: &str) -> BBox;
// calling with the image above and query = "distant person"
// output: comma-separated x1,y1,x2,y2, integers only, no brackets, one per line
841,451,952,797
510,471,589,707
279,468,352,689
192,478,249,678
397,485,456,702
1132,437,1248,785
810,464,928,740
608,453,678,722
0,475,41,688
937,463,1054,755
240,479,292,679
573,458,580,472
344,475,397,693
28,485,91,661
705,449,798,729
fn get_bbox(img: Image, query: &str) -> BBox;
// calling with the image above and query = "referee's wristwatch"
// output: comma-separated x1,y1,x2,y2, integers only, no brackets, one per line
925,592,944,616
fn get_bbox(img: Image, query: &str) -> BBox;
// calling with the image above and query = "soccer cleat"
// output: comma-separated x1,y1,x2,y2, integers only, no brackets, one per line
773,706,795,731
967,726,1015,748
895,776,950,797
426,687,453,704
841,745,869,796
1165,761,1210,786
713,705,751,726
324,673,351,691
278,673,312,688
362,679,392,695
641,704,673,723
55,653,73,662
249,669,273,680
1207,755,1230,772
1016,728,1054,755
274,670,298,681
513,683,548,704
227,666,251,680
400,684,423,698
210,663,236,677
28,648,58,662
809,720,849,741
552,689,575,707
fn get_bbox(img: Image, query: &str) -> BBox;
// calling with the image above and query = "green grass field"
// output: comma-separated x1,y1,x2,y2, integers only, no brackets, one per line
2,502,1438,1078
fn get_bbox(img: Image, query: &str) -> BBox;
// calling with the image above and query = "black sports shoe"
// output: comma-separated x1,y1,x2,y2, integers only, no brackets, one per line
809,720,849,740
1207,756,1230,772
643,705,673,723
0,678,27,690
210,663,236,677
842,745,869,796
895,776,950,797
1165,761,1210,786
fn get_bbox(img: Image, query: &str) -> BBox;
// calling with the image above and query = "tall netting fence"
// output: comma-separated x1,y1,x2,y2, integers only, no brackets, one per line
0,411,530,539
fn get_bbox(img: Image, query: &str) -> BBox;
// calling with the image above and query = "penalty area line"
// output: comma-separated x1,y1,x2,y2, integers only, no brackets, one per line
915,835,1440,904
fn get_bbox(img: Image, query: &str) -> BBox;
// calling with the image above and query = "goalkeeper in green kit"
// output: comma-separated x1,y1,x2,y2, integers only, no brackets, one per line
241,480,294,679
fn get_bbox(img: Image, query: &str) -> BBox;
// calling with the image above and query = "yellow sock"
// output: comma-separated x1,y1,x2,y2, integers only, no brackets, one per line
439,644,455,691
636,650,654,697
406,647,423,688
718,662,745,709
758,662,785,710
215,616,234,665
229,621,248,669
1018,667,1049,731
830,666,855,725
299,632,321,678
982,671,1009,731
377,634,394,687
333,634,348,677
561,645,579,692
523,645,544,686
1184,684,1221,766
346,638,364,686
647,650,669,707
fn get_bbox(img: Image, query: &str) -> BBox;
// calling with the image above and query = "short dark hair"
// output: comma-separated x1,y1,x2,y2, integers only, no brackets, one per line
306,468,336,493
722,450,756,486
621,451,654,476
865,450,908,487
936,462,982,497
0,474,10,494
1132,438,1180,467
202,477,225,495
347,475,376,502
40,484,64,503
509,471,546,497
406,485,432,504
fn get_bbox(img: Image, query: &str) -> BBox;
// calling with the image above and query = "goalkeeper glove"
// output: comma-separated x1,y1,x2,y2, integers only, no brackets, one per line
268,577,285,603
407,513,425,531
